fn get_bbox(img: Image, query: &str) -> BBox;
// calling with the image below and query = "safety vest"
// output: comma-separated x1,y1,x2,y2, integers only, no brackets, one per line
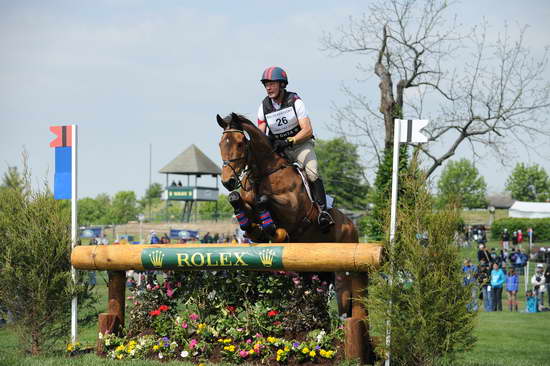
262,91,301,140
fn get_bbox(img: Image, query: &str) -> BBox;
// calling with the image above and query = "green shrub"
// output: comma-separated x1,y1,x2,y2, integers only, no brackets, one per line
491,218,550,242
0,180,95,355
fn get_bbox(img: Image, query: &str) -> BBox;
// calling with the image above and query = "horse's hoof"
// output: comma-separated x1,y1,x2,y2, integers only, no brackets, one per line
272,228,288,243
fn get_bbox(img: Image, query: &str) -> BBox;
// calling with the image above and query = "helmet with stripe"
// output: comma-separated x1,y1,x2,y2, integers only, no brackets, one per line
261,66,288,87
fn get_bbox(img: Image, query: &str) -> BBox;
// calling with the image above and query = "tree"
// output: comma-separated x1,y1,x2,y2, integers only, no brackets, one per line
437,159,487,208
366,164,476,365
505,163,550,202
197,194,234,220
78,194,111,226
315,138,370,210
109,191,138,224
323,0,550,177
0,178,94,354
144,183,163,200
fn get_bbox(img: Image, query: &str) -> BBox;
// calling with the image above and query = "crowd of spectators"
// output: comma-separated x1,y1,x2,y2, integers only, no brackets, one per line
464,234,550,313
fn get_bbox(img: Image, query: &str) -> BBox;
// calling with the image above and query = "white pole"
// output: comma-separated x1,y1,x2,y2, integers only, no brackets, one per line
525,231,532,293
71,124,78,343
385,119,401,366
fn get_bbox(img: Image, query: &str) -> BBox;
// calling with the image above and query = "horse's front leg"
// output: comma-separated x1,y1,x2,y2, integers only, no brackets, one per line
228,191,265,242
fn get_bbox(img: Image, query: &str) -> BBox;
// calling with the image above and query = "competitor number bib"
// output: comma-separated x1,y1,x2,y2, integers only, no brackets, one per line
266,107,300,139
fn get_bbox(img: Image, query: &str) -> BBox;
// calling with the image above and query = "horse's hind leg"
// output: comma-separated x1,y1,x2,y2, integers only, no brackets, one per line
335,272,352,317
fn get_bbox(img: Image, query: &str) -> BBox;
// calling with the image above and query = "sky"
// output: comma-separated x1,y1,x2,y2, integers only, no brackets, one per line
1,0,549,201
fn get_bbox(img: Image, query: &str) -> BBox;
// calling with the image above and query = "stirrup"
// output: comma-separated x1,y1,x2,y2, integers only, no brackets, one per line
318,210,334,232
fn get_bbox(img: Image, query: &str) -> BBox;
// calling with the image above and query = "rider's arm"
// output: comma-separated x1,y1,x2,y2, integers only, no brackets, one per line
288,99,312,145
257,103,268,134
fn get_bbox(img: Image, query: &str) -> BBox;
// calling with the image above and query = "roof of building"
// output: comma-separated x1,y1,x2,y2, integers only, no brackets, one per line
486,193,515,209
159,144,221,175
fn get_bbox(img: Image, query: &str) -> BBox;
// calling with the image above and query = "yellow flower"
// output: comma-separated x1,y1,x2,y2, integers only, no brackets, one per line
218,338,224,343
276,355,281,361
309,350,316,357
277,349,284,354
302,347,309,354
198,323,206,329
223,338,232,343
249,349,255,355
284,346,289,352
116,354,123,359
153,345,160,351
320,349,326,357
115,345,125,352
229,345,235,352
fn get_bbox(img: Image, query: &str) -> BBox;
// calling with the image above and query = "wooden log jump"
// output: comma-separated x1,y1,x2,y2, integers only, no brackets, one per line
72,242,383,364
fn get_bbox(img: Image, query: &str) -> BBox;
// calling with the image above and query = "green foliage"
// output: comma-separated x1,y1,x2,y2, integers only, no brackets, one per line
361,146,408,240
0,183,95,355
109,191,138,224
505,163,550,202
197,194,234,220
315,138,370,210
366,165,476,366
144,183,163,201
437,159,487,209
491,218,550,241
78,195,111,226
1,166,28,196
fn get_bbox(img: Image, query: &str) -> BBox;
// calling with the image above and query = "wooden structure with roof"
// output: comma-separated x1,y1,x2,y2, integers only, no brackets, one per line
159,144,221,222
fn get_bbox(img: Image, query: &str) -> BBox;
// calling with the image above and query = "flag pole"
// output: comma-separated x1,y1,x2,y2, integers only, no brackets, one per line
71,124,78,343
385,119,401,366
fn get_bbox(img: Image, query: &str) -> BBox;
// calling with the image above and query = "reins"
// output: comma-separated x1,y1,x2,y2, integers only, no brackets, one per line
222,129,250,190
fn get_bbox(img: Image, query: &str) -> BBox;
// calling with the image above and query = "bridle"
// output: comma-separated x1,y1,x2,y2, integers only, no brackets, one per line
221,129,250,190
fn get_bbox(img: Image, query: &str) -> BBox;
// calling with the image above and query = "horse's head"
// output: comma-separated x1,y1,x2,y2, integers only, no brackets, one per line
216,113,249,191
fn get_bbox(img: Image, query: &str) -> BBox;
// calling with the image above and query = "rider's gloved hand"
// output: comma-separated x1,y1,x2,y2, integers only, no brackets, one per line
272,139,292,153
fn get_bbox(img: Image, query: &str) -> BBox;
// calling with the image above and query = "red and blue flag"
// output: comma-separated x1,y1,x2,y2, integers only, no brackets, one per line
50,125,73,199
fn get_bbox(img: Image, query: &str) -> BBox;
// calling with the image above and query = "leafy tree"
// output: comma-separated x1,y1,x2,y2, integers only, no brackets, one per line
198,194,234,220
437,159,487,208
78,194,111,226
0,178,94,354
1,166,29,196
109,191,138,224
366,163,476,365
505,163,550,202
144,183,163,200
316,138,369,210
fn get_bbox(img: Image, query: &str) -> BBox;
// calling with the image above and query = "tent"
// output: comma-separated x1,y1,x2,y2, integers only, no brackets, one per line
508,201,550,219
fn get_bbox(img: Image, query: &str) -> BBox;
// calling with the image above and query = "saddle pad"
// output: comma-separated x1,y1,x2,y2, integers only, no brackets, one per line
293,163,334,209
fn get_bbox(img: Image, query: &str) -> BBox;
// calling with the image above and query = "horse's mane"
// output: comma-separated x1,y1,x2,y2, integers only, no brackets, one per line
230,114,271,148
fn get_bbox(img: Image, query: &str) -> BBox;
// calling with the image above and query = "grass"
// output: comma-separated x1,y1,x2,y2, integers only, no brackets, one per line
1,243,549,365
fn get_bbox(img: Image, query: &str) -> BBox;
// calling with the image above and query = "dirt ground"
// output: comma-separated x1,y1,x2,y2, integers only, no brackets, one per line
112,219,239,240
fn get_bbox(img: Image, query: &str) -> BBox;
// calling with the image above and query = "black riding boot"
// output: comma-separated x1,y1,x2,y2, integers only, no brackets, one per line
311,179,334,232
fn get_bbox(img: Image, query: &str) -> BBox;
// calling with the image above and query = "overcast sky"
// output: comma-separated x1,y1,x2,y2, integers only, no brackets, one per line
1,0,549,200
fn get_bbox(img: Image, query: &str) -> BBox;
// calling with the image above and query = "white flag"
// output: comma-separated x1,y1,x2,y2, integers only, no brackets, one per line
396,119,429,143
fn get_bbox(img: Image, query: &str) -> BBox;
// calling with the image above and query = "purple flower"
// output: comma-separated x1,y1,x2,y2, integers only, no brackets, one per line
292,342,300,348
315,345,321,350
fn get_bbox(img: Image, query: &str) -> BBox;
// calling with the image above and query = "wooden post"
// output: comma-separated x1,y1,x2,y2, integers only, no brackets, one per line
97,271,126,354
344,273,375,365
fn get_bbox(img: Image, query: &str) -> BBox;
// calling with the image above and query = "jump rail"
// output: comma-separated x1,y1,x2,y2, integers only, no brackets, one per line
71,242,383,272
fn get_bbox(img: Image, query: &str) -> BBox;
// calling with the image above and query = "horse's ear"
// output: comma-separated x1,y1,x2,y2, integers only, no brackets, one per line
216,114,227,129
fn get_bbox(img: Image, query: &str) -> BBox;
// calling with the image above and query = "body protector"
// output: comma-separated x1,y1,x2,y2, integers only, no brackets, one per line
262,91,301,140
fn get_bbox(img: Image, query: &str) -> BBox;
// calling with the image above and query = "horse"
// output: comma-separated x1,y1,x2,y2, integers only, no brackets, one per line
216,112,359,315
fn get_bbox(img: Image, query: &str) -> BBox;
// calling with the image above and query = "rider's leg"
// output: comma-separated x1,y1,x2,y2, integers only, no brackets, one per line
288,140,334,229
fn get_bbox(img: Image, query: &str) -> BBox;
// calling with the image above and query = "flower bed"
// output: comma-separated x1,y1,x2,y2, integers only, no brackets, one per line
95,270,344,364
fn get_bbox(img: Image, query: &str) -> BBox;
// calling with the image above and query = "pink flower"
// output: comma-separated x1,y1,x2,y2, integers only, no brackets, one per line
189,339,198,349
316,287,324,293
167,288,175,297
189,313,199,321
181,321,188,329
311,274,320,281
239,350,249,358
246,339,252,344
146,284,152,290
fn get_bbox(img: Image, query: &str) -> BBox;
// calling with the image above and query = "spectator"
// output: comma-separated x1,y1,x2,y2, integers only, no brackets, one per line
490,248,501,265
517,229,523,245
512,231,518,247
505,268,519,312
490,262,506,311
149,230,160,244
513,248,527,275
462,259,478,311
501,228,510,250
101,234,109,245
531,263,546,307
201,232,212,244
477,259,492,312
525,290,539,313
544,264,550,307
160,233,170,244
477,244,491,264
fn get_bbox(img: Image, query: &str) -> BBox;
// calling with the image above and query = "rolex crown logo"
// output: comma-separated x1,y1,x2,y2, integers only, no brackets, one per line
259,249,275,267
149,250,164,268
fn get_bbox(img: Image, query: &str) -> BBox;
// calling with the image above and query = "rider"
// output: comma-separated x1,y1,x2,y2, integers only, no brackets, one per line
256,66,334,231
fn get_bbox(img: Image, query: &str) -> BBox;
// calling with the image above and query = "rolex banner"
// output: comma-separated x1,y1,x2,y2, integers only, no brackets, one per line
141,246,283,270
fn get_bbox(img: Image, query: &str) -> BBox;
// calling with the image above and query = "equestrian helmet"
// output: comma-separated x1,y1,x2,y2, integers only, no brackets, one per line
261,66,288,86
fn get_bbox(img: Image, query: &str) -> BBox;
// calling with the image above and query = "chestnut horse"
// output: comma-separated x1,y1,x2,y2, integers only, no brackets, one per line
216,113,359,316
